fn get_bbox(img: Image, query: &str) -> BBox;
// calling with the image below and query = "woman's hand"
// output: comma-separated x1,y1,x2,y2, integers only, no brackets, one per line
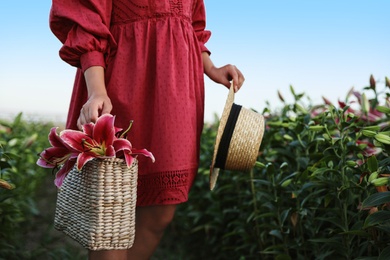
77,66,112,129
77,93,112,129
202,52,245,92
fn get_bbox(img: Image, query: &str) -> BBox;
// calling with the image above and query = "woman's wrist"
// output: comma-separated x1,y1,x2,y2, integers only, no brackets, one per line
84,66,107,97
202,52,215,77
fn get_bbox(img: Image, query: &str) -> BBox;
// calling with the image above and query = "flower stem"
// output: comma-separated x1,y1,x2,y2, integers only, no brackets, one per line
120,120,134,138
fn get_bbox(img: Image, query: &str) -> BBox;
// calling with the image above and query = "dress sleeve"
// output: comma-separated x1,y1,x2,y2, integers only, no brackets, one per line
192,0,211,54
49,0,116,72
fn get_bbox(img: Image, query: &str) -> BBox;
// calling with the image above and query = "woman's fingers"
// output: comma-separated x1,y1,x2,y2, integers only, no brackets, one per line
225,65,245,92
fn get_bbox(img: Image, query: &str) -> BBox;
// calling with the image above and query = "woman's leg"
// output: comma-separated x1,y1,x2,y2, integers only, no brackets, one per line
127,204,177,259
88,204,177,260
88,249,128,260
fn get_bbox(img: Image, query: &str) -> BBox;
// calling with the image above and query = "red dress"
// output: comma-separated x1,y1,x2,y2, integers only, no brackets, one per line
49,0,211,206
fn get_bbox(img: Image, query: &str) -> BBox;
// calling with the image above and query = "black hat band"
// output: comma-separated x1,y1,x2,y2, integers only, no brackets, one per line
214,104,242,169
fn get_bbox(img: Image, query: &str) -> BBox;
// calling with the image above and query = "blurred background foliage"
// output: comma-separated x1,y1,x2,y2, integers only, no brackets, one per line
1,75,390,259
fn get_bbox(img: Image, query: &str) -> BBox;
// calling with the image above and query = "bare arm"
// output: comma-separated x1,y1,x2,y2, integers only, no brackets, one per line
202,52,245,92
77,66,112,129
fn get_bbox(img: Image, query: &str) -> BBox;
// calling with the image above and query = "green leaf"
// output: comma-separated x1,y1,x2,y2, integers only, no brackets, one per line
364,211,390,228
367,155,378,172
361,191,390,208
0,161,12,170
379,246,390,260
289,85,296,97
279,162,289,170
317,217,347,231
275,254,292,260
12,112,23,127
310,167,335,176
269,229,283,241
339,230,370,237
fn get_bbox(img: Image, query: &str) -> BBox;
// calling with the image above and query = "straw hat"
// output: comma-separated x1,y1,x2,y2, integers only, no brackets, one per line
210,82,265,190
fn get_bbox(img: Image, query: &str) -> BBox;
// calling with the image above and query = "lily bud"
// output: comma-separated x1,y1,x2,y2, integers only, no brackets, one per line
386,77,390,88
322,96,332,105
0,179,14,190
277,90,285,102
368,171,379,183
309,125,325,131
346,160,357,167
290,212,298,227
295,103,307,114
255,161,265,169
369,207,378,215
361,93,369,114
362,129,377,137
281,179,292,187
376,105,390,114
371,177,389,186
374,133,390,145
369,74,376,90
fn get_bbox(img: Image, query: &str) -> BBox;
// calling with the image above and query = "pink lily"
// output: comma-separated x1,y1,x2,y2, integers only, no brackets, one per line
60,114,117,171
36,127,78,168
54,158,76,187
37,114,155,188
36,127,78,187
113,138,155,167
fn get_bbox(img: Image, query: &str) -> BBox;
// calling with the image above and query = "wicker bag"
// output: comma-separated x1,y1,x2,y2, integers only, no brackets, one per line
54,157,138,251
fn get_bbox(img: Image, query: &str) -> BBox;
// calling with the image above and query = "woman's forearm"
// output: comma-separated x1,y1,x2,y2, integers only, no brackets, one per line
77,65,112,128
84,66,107,98
202,52,215,78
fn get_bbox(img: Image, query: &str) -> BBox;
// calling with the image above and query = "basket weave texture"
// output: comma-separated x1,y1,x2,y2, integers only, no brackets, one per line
54,157,138,251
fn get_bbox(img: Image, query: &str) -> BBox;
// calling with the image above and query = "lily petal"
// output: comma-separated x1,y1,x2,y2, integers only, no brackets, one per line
48,127,63,147
131,148,156,163
37,146,73,168
60,130,93,152
105,145,116,157
93,114,116,146
76,152,96,171
123,152,136,168
82,122,95,137
37,157,55,168
115,126,123,136
48,127,73,150
54,158,76,187
113,138,133,152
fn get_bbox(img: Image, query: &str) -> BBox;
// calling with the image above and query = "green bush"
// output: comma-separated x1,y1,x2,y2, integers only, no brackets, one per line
158,76,390,259
0,114,85,260
2,76,390,259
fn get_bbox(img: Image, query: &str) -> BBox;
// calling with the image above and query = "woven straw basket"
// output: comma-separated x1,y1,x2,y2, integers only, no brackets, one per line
54,157,138,251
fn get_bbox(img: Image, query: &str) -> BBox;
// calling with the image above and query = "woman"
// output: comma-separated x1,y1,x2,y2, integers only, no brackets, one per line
50,0,244,259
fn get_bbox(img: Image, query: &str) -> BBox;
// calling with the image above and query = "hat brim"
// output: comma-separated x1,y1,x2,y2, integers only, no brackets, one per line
210,84,235,190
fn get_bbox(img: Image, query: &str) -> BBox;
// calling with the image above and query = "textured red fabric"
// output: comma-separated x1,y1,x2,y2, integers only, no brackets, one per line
50,0,211,206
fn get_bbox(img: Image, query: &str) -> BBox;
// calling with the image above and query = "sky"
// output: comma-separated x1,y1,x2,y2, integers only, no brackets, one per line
0,0,389,123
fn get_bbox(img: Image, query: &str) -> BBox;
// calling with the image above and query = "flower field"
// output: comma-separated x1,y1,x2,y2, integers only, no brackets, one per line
1,75,390,259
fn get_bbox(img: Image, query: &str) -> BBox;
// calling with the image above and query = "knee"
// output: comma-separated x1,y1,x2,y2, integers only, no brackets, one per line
152,205,176,233
137,205,176,234
158,205,176,225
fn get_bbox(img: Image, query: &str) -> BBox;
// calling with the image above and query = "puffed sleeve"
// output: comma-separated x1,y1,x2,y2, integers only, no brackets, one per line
192,0,211,54
49,0,117,72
